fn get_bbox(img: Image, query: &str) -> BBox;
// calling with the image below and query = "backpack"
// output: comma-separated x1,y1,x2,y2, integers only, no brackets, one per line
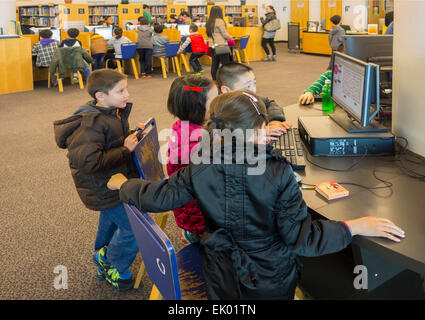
264,18,281,32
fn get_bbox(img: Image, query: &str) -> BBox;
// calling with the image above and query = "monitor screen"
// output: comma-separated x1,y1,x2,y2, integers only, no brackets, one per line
331,53,367,122
51,29,61,42
343,35,393,62
177,24,190,37
94,27,113,40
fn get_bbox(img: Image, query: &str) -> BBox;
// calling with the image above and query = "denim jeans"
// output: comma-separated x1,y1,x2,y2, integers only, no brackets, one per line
92,53,104,70
94,203,138,273
83,61,91,79
189,52,204,73
136,48,153,75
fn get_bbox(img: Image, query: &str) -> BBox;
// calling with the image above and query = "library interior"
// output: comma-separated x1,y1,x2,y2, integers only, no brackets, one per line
0,0,424,302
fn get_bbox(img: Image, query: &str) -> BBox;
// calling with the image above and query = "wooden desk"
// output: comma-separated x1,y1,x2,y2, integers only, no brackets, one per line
0,37,33,95
302,31,332,55
284,103,425,296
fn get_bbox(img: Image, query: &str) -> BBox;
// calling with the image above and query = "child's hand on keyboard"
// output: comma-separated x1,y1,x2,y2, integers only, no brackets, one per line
267,121,292,138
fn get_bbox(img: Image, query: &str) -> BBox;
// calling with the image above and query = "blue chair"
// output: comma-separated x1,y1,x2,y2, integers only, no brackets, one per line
234,35,250,64
131,118,171,289
106,42,139,79
124,204,207,300
160,41,182,78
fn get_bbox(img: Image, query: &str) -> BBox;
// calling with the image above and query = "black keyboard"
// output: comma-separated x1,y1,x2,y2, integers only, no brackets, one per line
271,128,306,170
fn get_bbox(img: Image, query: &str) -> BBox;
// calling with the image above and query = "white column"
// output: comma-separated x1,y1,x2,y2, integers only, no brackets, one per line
392,0,425,157
0,0,16,35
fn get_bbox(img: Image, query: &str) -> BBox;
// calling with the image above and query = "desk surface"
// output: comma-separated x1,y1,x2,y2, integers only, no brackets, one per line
284,103,425,275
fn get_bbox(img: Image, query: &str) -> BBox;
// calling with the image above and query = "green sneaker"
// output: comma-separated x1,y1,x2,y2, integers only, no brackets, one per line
192,72,202,76
105,267,135,292
91,246,110,280
199,69,204,74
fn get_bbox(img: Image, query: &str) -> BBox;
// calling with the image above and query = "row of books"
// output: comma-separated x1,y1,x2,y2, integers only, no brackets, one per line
225,6,242,14
20,6,59,17
188,6,207,15
151,6,167,15
89,15,119,25
20,16,57,27
88,7,119,16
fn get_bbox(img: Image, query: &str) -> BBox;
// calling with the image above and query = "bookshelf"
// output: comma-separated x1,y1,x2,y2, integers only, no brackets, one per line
19,5,59,28
151,5,168,24
242,5,258,27
167,5,188,22
188,5,207,23
88,5,119,26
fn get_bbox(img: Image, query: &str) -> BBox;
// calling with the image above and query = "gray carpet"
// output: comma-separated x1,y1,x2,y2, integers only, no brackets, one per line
0,43,329,299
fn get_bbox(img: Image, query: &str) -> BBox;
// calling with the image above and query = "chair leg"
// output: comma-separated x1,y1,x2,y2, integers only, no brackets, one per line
160,58,167,79
57,72,63,93
149,285,162,300
235,50,242,64
180,54,190,72
77,71,84,89
130,58,139,79
105,59,109,69
116,60,122,74
48,71,51,88
70,73,74,85
243,49,250,65
171,57,176,73
134,258,146,289
174,56,181,77
155,212,170,230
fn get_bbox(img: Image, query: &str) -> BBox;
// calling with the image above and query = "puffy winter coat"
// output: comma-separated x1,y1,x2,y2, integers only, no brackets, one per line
49,46,94,78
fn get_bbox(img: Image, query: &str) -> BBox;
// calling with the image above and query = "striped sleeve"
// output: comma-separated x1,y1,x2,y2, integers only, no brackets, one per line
303,70,332,95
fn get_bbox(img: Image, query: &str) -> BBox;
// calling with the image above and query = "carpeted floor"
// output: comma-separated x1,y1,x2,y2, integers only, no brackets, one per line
0,43,329,299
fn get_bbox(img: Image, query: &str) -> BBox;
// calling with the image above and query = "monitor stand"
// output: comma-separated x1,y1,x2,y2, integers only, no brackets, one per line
329,113,389,134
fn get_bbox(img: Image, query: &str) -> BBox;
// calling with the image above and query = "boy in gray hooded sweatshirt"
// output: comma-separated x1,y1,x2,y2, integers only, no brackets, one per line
328,14,345,69
136,16,153,78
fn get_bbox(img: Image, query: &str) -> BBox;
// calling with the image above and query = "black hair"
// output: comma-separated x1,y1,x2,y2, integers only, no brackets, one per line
153,23,164,34
39,29,52,39
138,16,149,25
114,27,123,39
190,23,198,32
266,5,276,15
67,28,80,38
385,11,394,27
87,69,127,99
330,15,341,25
206,6,224,37
167,75,215,126
143,5,149,9
216,62,253,91
170,14,177,20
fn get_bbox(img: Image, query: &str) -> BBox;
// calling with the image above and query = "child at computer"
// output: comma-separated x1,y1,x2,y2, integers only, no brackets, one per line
165,75,218,244
216,62,291,138
53,69,144,292
177,23,207,75
90,32,108,70
60,28,91,81
108,90,405,299
107,27,131,61
32,29,59,85
152,23,169,59
298,69,332,105
136,17,153,78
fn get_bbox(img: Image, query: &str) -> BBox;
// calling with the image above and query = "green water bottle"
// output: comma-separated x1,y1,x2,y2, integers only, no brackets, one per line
322,79,335,113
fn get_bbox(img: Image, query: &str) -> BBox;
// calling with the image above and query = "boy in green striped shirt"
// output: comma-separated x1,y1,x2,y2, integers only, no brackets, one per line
298,70,332,105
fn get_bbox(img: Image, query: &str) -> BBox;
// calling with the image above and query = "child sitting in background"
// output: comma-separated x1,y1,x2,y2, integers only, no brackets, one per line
177,23,207,75
107,27,131,61
166,75,218,244
60,28,91,81
136,16,153,78
32,29,59,86
108,90,405,299
90,32,108,70
152,23,169,59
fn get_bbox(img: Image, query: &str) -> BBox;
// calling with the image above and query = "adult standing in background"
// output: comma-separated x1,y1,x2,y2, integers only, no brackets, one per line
206,6,233,80
384,11,394,35
260,5,279,61
143,5,154,25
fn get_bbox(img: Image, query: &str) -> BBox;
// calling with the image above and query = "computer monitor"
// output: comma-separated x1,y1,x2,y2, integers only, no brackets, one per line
50,29,61,42
341,24,351,32
330,52,386,133
94,27,113,40
177,24,190,37
84,25,96,32
343,35,393,63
